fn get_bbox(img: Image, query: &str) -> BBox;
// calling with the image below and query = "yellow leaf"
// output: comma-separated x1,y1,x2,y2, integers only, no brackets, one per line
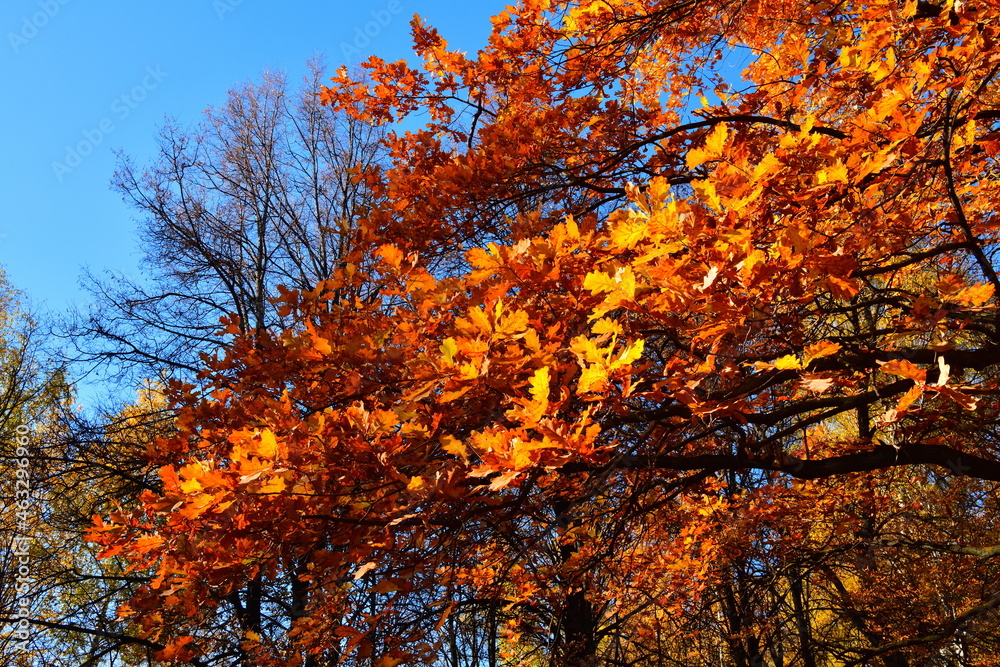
610,219,648,250
496,309,529,337
564,216,581,240
529,366,551,405
693,178,722,211
179,478,203,494
440,435,468,461
614,339,645,367
583,270,617,295
800,115,816,136
705,122,728,154
509,438,535,470
827,160,848,183
752,152,781,182
467,247,498,270
259,475,287,494
578,364,609,393
592,318,623,335
509,367,552,424
570,335,603,364
468,306,492,333
440,338,459,364
257,430,279,459
615,266,637,300
686,120,728,168
686,148,711,169
774,355,802,370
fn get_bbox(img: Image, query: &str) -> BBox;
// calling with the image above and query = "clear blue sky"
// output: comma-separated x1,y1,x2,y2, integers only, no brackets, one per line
1,0,501,316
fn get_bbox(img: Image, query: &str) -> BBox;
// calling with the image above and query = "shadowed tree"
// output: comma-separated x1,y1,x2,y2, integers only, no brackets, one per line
66,58,386,385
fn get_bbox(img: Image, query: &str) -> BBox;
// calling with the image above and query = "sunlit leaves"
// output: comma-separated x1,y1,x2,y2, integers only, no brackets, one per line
89,0,1000,663
686,122,728,169
879,359,927,384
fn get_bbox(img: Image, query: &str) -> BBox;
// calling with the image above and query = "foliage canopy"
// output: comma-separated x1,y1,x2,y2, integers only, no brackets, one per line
89,1,1000,665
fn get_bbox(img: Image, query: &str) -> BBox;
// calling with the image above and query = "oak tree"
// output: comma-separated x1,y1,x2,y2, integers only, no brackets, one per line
91,1,1000,665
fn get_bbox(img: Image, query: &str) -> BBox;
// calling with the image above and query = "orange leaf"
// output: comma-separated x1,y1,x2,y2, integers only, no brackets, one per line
955,283,994,307
895,384,923,413
879,359,926,383
440,435,468,461
377,244,405,269
353,562,378,580
802,341,842,366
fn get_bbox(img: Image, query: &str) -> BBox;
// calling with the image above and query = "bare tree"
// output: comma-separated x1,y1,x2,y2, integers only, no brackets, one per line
65,57,386,385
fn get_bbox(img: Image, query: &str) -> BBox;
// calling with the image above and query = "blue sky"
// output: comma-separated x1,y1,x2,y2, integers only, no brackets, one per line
1,0,502,316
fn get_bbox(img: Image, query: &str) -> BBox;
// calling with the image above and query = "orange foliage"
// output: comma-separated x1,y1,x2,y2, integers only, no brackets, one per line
90,0,1000,664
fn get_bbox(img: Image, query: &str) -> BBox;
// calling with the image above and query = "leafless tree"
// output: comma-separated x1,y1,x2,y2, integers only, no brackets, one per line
65,57,387,385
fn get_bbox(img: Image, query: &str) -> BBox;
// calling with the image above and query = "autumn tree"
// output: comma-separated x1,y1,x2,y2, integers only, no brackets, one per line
89,1,1000,666
0,269,96,664
0,270,191,667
